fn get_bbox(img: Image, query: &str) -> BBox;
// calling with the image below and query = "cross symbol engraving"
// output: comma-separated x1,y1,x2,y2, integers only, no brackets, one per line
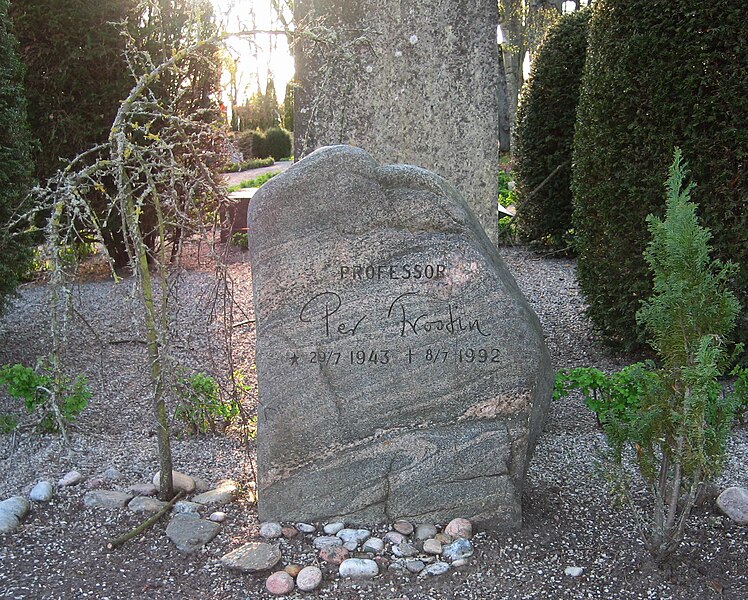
290,352,299,365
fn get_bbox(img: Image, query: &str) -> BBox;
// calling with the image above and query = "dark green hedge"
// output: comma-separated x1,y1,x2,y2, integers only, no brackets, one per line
514,8,590,248
0,0,35,311
572,0,748,350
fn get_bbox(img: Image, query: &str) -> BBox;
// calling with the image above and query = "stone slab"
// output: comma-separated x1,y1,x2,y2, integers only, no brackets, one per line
294,0,500,241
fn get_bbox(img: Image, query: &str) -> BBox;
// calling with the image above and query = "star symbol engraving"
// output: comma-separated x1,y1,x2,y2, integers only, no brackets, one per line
290,352,299,366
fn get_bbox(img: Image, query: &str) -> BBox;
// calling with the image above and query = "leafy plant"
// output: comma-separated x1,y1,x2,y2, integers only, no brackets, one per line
230,232,248,250
221,156,275,173
175,372,240,435
556,150,746,566
0,362,91,433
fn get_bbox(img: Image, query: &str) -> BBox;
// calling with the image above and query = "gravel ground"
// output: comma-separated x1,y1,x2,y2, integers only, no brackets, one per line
0,244,746,599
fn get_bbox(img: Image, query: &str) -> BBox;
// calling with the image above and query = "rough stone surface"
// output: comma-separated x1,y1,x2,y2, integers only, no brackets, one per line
337,528,370,551
83,490,133,510
323,521,345,535
266,571,295,595
172,501,203,515
58,470,83,487
442,538,474,561
393,519,414,535
165,514,220,553
338,558,379,579
423,538,442,555
128,496,166,514
259,522,283,539
152,470,196,494
221,541,282,573
0,496,29,533
294,0,500,241
319,544,349,565
192,481,237,506
29,481,54,502
297,565,323,591
415,524,437,540
249,146,552,529
444,517,473,539
405,559,426,573
362,536,384,553
423,561,450,576
128,483,158,497
313,535,343,549
716,486,748,525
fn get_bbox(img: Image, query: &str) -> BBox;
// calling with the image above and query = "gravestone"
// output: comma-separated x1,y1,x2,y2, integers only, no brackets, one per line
294,0,500,242
248,146,551,529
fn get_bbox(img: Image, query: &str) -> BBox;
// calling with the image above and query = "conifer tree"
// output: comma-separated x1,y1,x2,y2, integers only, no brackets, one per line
0,0,35,311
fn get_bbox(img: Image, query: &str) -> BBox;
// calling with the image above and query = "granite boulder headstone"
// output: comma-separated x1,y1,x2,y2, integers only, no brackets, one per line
248,145,551,529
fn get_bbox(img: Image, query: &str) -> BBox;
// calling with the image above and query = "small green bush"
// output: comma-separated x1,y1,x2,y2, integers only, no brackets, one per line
0,362,91,433
556,151,746,565
175,372,239,435
263,127,292,161
237,129,270,160
514,8,590,249
572,0,748,350
230,232,248,250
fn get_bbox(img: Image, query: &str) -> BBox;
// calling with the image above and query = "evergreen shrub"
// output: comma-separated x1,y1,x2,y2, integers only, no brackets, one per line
0,0,35,311
514,9,590,248
264,127,292,161
238,129,269,160
572,0,748,349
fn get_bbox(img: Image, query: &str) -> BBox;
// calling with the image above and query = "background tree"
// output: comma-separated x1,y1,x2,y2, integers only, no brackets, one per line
0,0,35,312
9,0,138,182
281,80,294,132
572,0,748,350
514,8,590,248
498,0,561,151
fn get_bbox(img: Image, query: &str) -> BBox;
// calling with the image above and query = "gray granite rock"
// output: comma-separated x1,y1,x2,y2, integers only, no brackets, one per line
294,0,500,241
362,536,384,553
336,528,371,551
29,481,54,502
221,541,282,573
442,538,474,561
165,514,220,553
172,501,203,515
83,490,133,510
102,467,122,480
209,511,227,523
392,541,418,558
423,561,450,576
58,470,83,487
716,486,748,525
152,470,195,494
192,481,237,506
259,521,283,539
249,146,552,530
323,521,345,535
313,535,343,549
128,483,158,497
405,559,426,573
423,538,442,555
0,496,29,533
338,558,379,579
414,524,437,540
296,565,323,592
128,496,166,514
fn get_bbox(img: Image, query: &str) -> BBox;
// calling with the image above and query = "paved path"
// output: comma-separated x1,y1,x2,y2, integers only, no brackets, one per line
221,160,292,187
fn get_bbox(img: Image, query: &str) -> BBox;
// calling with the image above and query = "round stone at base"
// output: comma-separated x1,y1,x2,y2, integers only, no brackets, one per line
266,571,295,595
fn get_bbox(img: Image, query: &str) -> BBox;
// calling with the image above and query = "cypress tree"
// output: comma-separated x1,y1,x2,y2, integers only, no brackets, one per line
0,0,35,311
